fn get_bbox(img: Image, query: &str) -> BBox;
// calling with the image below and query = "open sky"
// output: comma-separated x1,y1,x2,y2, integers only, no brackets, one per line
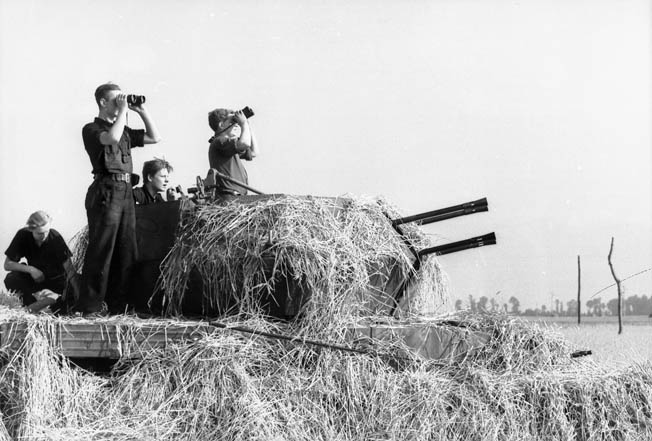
0,0,649,312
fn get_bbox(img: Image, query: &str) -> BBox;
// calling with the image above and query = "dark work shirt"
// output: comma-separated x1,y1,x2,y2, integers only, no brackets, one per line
133,186,164,205
82,117,145,174
208,137,253,195
5,228,72,281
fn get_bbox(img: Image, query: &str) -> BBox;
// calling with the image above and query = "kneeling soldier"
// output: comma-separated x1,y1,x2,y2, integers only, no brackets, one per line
4,211,74,309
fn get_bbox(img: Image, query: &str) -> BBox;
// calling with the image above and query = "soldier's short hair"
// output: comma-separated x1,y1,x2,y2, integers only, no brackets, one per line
208,108,232,132
94,83,121,105
26,211,51,230
142,158,174,183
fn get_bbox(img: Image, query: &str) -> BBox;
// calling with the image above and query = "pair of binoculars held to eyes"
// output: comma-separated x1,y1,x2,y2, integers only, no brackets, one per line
127,94,146,106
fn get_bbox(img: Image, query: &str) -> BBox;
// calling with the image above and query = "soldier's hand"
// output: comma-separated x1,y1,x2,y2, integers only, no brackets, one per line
128,100,145,113
233,110,247,125
28,266,45,283
116,93,128,111
33,289,60,301
166,186,184,201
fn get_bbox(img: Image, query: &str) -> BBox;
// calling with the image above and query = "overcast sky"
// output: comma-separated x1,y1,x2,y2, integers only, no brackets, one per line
1,0,649,311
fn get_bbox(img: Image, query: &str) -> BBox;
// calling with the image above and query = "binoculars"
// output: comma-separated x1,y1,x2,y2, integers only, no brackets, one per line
127,94,146,106
241,106,254,119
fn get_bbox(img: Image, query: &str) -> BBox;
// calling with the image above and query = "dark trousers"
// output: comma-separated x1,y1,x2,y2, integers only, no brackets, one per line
4,271,65,306
79,178,137,313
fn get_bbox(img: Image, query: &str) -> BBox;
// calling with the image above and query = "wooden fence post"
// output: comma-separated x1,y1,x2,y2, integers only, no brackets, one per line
607,237,623,335
577,255,581,325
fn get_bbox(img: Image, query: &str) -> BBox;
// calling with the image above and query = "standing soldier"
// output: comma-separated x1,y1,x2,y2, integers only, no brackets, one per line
79,83,161,316
207,107,259,196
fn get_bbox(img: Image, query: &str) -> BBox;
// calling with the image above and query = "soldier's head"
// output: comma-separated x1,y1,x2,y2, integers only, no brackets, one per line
94,82,122,117
142,158,174,193
26,211,51,246
208,108,241,140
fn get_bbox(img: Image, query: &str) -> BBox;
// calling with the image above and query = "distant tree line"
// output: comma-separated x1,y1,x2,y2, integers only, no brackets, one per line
454,294,652,317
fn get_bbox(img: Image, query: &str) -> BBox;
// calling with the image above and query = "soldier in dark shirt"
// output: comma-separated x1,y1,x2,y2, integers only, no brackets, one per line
207,108,259,196
4,211,73,307
79,82,161,316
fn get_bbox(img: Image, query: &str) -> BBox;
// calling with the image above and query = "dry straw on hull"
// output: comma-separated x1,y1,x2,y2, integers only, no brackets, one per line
154,195,449,328
71,194,449,328
0,310,651,440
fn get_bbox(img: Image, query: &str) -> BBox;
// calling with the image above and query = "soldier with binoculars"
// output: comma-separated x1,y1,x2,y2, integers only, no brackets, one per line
207,106,259,197
78,82,161,316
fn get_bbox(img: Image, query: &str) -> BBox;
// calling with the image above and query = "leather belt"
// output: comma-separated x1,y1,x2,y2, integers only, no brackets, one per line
94,173,131,182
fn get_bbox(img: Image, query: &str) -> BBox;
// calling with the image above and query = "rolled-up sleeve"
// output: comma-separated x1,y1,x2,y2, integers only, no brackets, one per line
239,149,253,161
4,232,24,262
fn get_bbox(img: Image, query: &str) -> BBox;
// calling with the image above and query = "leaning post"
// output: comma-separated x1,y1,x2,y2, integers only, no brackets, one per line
607,237,623,335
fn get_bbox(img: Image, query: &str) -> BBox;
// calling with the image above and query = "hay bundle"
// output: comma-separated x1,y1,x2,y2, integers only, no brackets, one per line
157,195,449,330
0,289,22,310
68,227,89,273
442,311,573,373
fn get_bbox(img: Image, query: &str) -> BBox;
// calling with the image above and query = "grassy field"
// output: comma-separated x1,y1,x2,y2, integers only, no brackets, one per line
523,315,652,365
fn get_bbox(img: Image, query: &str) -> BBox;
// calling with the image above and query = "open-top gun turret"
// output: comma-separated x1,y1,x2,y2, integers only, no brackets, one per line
123,170,497,324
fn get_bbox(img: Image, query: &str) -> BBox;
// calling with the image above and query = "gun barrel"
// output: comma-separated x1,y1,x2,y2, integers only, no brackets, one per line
418,232,496,257
429,239,496,256
416,205,489,226
392,198,488,226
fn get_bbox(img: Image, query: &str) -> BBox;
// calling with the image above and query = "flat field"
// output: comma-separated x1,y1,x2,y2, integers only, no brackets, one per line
523,315,652,365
